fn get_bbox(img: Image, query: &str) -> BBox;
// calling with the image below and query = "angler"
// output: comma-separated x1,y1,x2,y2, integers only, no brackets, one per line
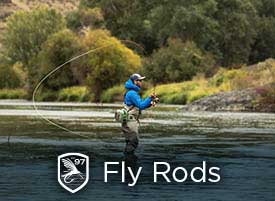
115,73,159,156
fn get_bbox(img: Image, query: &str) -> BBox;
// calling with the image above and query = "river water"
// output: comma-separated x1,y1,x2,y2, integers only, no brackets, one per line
0,101,274,201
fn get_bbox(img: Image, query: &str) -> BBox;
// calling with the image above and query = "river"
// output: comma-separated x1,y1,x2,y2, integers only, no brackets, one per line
0,101,274,201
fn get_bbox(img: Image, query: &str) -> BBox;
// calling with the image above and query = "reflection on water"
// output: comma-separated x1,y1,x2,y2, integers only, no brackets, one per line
0,101,275,201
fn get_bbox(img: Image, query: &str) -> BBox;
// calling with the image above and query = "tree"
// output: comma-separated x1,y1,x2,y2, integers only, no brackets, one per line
33,29,81,92
82,0,221,56
249,17,275,63
79,0,275,67
215,0,257,67
3,7,66,65
254,0,275,17
249,0,275,63
2,7,66,96
79,29,141,101
66,7,104,31
143,38,215,84
79,0,159,54
0,55,24,89
149,0,219,52
0,64,21,89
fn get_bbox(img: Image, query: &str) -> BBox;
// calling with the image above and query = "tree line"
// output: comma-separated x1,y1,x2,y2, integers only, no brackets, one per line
78,0,275,66
0,0,274,101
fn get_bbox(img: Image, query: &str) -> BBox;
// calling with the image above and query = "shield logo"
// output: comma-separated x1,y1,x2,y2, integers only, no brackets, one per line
58,153,89,193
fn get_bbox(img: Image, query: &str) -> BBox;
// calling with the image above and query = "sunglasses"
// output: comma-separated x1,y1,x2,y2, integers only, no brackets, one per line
137,80,143,82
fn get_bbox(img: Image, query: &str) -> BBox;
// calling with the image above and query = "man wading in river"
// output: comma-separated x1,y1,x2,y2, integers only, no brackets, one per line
122,73,158,155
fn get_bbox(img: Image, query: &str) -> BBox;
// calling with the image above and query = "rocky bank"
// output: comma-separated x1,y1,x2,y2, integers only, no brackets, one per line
181,87,275,113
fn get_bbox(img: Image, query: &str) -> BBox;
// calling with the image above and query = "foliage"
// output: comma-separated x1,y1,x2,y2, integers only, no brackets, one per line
3,6,66,65
216,0,258,66
0,63,22,89
148,0,219,52
80,0,219,55
66,7,104,31
256,83,275,107
2,7,66,98
34,89,58,101
80,0,275,67
1,0,275,103
248,59,275,86
12,62,28,88
33,29,81,92
211,59,275,90
209,68,250,90
0,89,27,99
249,16,275,64
143,76,219,105
58,86,92,102
210,59,275,90
144,59,275,104
79,0,159,54
144,82,190,105
100,85,125,103
144,38,215,84
79,29,141,101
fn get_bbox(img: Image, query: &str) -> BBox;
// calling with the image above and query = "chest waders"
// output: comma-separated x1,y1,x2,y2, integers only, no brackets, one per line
121,104,141,155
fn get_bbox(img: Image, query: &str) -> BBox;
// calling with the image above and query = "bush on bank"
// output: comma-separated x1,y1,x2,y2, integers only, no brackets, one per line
143,59,275,105
1,59,275,105
0,89,27,99
256,83,275,108
100,85,125,103
143,39,216,84
80,29,142,101
143,77,220,105
58,86,92,102
0,63,23,89
34,86,92,102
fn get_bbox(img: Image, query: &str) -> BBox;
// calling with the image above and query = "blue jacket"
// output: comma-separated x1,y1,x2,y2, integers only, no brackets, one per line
124,79,152,110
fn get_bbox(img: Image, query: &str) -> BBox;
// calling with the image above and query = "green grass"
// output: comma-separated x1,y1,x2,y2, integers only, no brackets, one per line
0,88,27,99
143,59,275,105
143,78,220,105
1,59,274,104
58,86,93,102
100,85,125,103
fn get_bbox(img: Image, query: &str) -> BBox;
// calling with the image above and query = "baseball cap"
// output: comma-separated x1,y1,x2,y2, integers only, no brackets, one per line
130,73,146,81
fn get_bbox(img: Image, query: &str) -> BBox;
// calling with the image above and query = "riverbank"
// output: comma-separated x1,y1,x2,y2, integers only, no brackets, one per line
142,59,275,111
0,59,274,113
181,86,275,113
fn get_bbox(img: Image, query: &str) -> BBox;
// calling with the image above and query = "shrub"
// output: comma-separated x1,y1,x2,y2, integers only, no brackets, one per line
66,7,104,31
256,83,275,105
79,29,141,101
12,62,28,88
209,68,250,90
58,86,93,102
34,29,81,91
0,89,27,99
143,82,194,104
144,82,183,102
35,89,59,102
163,92,188,105
0,63,22,89
248,59,275,86
143,59,275,105
143,38,216,84
101,85,125,103
144,76,219,104
3,6,66,65
2,7,66,97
